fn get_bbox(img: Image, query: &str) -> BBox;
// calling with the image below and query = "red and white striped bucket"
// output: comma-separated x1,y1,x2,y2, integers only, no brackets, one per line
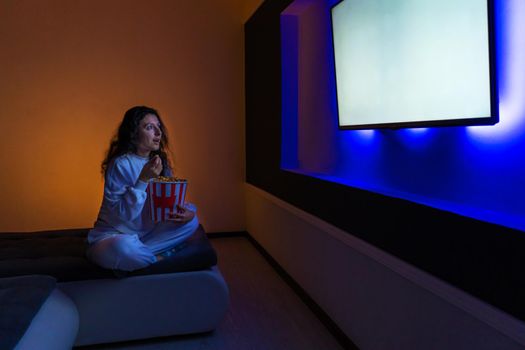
147,180,188,222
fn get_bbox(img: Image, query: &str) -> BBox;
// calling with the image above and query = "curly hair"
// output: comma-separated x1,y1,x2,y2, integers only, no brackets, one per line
101,106,173,176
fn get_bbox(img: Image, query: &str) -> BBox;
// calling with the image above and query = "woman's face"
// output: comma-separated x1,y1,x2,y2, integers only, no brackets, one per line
135,113,162,157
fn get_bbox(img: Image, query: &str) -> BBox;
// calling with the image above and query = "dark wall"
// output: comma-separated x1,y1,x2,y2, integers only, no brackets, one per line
246,0,525,322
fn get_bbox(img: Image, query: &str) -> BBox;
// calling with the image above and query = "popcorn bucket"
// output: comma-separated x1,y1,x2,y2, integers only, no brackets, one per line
147,179,188,222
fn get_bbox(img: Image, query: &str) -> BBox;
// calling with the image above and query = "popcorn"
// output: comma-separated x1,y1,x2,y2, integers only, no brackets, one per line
155,176,187,182
147,177,188,222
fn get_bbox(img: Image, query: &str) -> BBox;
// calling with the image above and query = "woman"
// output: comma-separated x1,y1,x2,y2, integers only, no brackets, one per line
87,106,198,271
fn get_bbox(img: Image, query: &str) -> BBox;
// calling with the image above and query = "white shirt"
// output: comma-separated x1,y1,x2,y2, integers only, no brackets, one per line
88,153,161,243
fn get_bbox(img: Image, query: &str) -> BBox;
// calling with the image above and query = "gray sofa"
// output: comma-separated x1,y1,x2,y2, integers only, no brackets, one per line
0,226,229,348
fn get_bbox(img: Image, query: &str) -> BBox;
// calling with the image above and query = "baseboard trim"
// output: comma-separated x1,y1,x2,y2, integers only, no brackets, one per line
206,231,248,239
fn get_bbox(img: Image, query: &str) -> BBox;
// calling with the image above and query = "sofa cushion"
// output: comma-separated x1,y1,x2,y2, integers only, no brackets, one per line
0,225,217,282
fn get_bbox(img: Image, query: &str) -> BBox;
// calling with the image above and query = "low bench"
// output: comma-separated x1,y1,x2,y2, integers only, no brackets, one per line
0,225,229,347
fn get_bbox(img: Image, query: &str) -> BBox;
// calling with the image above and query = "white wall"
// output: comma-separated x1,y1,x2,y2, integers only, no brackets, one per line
246,184,525,350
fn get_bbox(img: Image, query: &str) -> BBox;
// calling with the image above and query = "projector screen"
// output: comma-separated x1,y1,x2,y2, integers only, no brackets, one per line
331,0,497,129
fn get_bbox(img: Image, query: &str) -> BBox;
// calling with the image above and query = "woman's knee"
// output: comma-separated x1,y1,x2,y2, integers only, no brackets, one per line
88,234,155,271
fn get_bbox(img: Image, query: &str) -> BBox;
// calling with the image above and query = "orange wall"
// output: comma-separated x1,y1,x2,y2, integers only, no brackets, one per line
0,0,263,232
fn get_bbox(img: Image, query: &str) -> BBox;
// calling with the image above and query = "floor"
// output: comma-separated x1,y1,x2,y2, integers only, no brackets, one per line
77,237,344,350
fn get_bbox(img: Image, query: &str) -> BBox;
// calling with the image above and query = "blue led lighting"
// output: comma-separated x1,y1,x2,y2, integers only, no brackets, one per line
467,0,525,143
281,0,525,231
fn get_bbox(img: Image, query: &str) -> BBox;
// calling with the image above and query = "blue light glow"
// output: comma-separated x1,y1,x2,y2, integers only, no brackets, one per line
467,0,525,143
397,128,435,151
354,129,376,140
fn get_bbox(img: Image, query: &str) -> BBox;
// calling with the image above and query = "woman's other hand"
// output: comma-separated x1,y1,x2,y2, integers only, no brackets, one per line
167,205,195,223
138,155,163,182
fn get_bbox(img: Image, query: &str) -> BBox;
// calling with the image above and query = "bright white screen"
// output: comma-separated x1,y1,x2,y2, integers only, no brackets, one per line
331,0,492,128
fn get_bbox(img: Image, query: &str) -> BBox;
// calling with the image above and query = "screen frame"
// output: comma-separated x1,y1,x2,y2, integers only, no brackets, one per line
329,0,499,130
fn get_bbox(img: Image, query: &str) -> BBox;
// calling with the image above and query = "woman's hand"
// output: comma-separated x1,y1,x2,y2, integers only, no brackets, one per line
138,155,163,182
168,205,195,223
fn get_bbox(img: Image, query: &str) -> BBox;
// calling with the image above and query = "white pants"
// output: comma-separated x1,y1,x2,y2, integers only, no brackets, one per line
87,215,199,271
